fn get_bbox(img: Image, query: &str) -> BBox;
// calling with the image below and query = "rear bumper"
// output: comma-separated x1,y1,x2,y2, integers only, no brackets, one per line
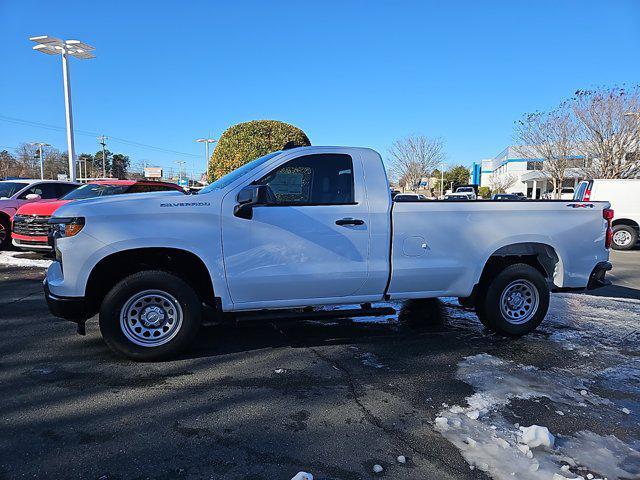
44,279,88,321
586,261,612,290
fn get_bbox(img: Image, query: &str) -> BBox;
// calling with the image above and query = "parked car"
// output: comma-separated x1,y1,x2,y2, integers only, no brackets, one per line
574,179,639,250
44,146,612,360
560,187,575,200
455,186,477,200
492,194,528,201
393,193,427,202
0,179,79,250
542,188,575,200
444,193,471,200
12,180,185,251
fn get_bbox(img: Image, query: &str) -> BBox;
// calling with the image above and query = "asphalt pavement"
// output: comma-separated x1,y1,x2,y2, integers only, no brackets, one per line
0,250,638,480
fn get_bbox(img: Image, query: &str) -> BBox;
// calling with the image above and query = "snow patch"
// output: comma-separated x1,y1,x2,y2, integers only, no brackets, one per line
0,251,52,268
434,354,640,479
290,472,313,480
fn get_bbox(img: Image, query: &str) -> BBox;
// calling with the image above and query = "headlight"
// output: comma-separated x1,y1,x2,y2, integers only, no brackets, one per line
48,217,85,239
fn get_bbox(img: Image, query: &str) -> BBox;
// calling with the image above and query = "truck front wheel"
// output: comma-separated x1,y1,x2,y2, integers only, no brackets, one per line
475,263,549,337
99,270,202,361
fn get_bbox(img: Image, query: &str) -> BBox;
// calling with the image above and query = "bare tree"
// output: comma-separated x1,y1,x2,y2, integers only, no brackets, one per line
488,173,518,193
387,135,446,190
516,107,579,198
0,150,18,178
572,86,640,179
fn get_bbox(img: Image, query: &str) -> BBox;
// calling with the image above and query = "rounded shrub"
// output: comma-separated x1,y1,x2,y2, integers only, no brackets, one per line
208,120,311,181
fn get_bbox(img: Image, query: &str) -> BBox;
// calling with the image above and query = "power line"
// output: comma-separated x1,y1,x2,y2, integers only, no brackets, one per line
0,114,201,159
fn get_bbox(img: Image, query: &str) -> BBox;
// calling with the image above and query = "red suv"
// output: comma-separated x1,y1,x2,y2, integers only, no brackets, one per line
12,180,184,251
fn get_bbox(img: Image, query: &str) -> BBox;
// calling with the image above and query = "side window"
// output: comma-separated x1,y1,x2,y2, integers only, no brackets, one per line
258,154,354,205
149,185,178,192
20,183,59,199
56,183,79,197
127,184,152,194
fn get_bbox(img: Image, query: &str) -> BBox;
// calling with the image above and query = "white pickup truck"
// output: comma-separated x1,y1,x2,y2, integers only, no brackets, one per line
44,146,613,360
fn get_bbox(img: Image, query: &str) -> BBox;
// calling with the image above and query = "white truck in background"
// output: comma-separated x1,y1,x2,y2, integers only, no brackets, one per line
574,179,640,250
44,146,613,360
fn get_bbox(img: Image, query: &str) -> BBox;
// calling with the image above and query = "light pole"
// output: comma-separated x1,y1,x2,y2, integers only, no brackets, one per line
175,160,186,187
29,142,50,179
196,138,217,178
29,36,95,182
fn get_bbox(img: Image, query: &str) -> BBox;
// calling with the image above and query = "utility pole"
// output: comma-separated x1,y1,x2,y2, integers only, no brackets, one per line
99,135,108,178
30,142,50,179
440,164,445,198
30,36,95,182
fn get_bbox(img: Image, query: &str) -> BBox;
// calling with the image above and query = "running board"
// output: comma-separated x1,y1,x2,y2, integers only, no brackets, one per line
233,305,396,323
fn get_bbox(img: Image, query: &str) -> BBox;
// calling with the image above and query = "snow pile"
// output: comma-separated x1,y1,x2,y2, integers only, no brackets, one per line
290,472,313,480
0,251,52,268
433,354,639,479
519,425,554,449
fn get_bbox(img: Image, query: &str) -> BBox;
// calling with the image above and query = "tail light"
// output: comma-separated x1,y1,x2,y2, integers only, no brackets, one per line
603,208,614,249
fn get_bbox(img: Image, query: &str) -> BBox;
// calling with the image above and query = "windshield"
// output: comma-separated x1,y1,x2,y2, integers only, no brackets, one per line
0,182,25,199
62,183,131,200
198,151,281,194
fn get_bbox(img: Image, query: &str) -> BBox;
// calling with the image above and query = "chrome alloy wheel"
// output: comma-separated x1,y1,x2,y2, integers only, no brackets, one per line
120,290,183,347
499,279,539,325
613,230,633,247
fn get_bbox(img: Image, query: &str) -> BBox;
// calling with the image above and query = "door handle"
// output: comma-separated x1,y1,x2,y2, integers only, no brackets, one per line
335,218,364,226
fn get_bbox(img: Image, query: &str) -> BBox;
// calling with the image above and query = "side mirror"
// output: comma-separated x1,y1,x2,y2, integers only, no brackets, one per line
234,184,273,219
25,194,42,201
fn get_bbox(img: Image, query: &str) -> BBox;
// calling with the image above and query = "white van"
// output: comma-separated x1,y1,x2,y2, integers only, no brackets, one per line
574,179,640,250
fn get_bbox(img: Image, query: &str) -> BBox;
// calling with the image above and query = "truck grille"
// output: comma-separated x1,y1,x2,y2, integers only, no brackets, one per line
13,215,51,237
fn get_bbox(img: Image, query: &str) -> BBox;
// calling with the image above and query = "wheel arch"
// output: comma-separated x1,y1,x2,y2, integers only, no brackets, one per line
612,217,639,230
475,242,562,296
85,247,216,316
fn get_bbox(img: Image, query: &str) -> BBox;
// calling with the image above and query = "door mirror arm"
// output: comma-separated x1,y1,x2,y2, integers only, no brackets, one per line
234,184,273,219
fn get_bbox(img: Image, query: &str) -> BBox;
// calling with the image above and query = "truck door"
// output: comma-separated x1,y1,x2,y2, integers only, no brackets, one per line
221,152,370,307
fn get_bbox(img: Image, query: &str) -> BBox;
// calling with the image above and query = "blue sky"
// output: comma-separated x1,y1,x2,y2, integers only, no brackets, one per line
1,0,639,177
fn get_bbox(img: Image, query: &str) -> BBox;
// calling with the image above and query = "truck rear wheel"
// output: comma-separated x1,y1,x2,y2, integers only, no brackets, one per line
612,224,638,250
475,263,549,337
99,270,202,361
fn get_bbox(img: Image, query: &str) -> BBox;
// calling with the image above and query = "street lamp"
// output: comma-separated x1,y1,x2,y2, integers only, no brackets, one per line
175,160,186,187
29,142,50,179
29,35,95,182
195,138,217,178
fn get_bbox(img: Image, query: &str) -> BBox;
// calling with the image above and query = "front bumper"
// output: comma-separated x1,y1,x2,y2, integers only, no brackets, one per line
44,279,89,322
12,235,52,251
586,261,612,290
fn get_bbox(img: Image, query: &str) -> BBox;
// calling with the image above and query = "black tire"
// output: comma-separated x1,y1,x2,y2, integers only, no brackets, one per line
0,216,10,250
99,270,202,361
476,263,549,337
612,224,638,251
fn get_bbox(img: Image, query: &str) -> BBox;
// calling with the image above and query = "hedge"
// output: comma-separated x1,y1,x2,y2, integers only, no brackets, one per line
208,120,311,181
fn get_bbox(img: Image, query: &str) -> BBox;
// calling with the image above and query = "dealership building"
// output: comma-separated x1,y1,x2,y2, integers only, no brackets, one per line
471,146,588,198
